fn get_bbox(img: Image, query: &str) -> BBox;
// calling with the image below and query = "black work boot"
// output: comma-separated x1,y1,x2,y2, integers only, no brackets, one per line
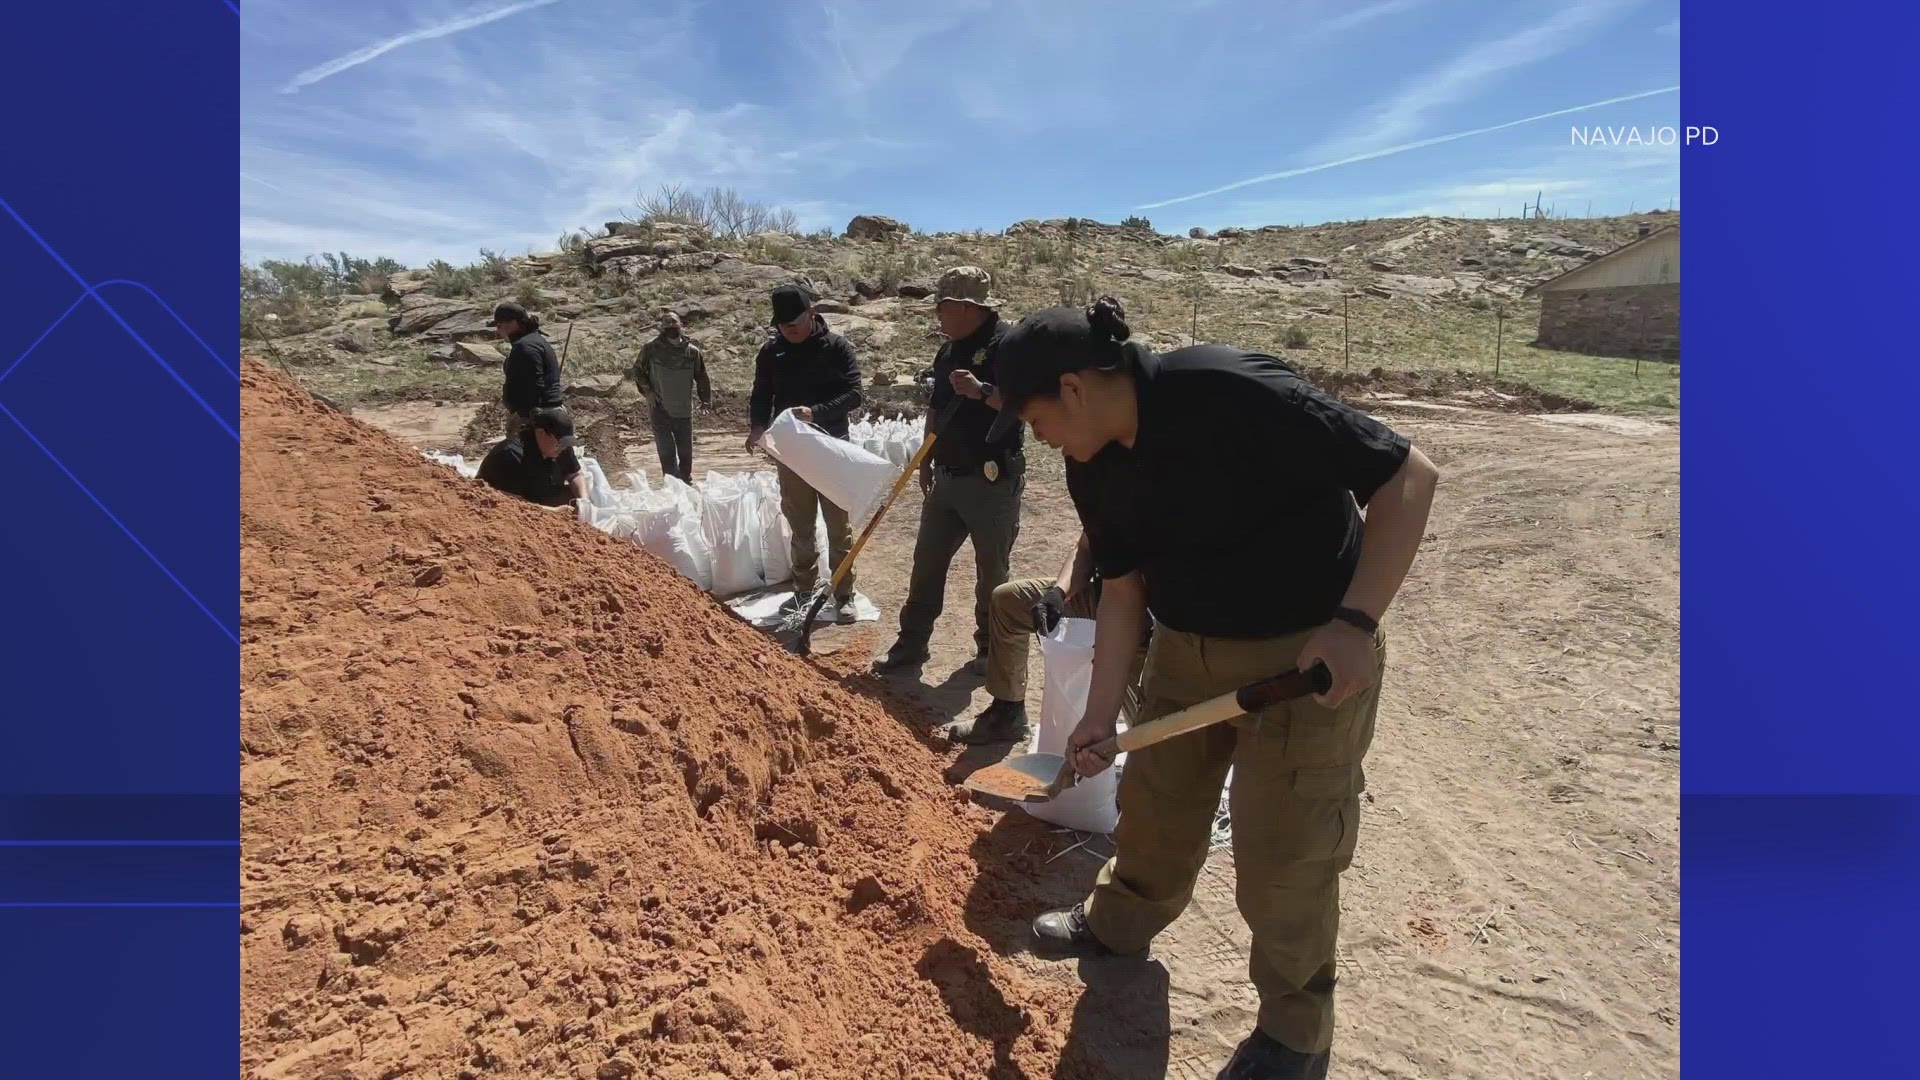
870,639,930,674
1216,1029,1330,1080
940,699,1028,746
1030,902,1128,958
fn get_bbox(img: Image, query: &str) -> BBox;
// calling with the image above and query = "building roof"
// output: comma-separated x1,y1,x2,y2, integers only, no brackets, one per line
1522,223,1679,297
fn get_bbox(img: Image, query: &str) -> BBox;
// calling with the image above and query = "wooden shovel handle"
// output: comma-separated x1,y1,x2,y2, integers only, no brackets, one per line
1081,664,1333,759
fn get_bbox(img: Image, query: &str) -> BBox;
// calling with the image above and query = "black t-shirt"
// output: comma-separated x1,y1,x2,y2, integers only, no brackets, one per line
1064,344,1411,639
927,314,1021,468
476,434,582,507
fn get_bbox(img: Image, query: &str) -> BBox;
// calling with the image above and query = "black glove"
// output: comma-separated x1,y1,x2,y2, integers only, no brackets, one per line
1031,586,1067,636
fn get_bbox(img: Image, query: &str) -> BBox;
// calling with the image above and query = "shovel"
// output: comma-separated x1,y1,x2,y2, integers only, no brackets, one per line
961,662,1334,804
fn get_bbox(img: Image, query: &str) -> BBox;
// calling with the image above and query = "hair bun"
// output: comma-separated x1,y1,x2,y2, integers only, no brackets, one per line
1086,296,1131,343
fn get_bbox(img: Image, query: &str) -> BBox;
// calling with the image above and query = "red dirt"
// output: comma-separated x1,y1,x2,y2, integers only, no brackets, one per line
238,358,1079,1079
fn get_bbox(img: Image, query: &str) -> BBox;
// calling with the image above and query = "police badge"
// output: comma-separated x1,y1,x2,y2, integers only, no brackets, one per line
983,459,1000,482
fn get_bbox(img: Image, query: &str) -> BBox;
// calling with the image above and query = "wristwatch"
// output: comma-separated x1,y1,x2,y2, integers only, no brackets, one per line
1330,606,1378,635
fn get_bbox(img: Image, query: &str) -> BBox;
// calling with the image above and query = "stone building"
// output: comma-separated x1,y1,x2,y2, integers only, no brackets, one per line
1525,223,1679,360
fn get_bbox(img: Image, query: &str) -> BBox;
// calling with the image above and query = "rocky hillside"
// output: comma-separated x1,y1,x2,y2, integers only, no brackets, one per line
249,210,1678,429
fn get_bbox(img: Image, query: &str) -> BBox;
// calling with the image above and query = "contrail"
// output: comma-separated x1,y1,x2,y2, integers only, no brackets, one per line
280,0,563,93
1136,86,1680,210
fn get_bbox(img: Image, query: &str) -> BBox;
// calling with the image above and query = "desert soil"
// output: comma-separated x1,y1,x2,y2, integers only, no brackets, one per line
260,366,1679,1079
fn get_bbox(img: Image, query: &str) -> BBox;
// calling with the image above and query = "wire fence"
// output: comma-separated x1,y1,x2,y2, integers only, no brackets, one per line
1128,288,1678,390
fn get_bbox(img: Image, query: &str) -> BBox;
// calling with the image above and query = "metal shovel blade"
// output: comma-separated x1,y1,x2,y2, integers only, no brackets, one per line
962,752,1072,804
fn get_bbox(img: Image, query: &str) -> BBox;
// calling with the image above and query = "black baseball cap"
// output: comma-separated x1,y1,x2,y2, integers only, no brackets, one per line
984,306,1132,442
768,283,817,326
527,405,577,447
491,302,530,326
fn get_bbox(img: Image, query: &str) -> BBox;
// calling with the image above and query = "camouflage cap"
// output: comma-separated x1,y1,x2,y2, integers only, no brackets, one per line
931,266,1003,308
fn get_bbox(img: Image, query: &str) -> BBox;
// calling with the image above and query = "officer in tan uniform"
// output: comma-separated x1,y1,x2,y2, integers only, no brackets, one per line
872,268,1027,731
986,298,1441,1080
975,531,1155,738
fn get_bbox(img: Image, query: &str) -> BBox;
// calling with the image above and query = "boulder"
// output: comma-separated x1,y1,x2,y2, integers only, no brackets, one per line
584,236,659,267
1220,263,1264,278
1367,259,1399,272
389,295,480,336
382,272,432,301
336,299,387,319
600,255,661,280
845,214,909,241
1188,227,1210,239
814,298,850,315
895,281,934,299
418,310,498,342
1460,256,1486,267
660,251,731,273
567,373,626,398
452,340,505,367
853,278,888,299
1286,256,1329,268
1215,227,1248,239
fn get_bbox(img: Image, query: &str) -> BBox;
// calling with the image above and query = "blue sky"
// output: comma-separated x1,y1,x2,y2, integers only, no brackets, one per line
240,0,1680,266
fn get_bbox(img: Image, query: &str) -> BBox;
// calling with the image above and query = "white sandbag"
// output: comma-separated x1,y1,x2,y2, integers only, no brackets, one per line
753,472,793,584
580,457,617,509
701,474,766,597
1023,617,1122,834
423,450,479,479
635,491,711,591
619,469,650,495
758,408,900,527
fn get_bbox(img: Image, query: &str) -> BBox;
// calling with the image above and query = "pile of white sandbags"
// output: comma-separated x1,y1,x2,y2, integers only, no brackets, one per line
425,408,918,598
570,459,831,597
847,415,925,469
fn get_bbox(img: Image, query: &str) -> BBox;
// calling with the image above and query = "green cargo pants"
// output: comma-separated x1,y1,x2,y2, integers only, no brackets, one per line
895,470,1023,654
777,463,854,602
1082,623,1386,1055
984,578,1149,727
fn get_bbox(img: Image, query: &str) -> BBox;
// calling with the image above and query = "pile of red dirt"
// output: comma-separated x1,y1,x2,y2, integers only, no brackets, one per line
238,359,1078,1079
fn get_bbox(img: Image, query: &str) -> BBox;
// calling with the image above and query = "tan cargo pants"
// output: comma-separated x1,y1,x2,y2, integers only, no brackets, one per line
984,578,1148,727
1082,623,1386,1054
777,463,854,602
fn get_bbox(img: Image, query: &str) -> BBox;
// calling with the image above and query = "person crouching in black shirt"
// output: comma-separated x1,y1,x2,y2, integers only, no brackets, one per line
477,405,588,511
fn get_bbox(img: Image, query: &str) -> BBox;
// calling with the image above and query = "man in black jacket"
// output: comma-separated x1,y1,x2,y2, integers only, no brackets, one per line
748,283,864,620
493,302,563,439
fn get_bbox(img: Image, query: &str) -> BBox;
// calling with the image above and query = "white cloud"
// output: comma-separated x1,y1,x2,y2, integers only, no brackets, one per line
1138,86,1678,210
280,0,564,93
1309,0,1426,39
1308,0,1639,162
242,0,871,264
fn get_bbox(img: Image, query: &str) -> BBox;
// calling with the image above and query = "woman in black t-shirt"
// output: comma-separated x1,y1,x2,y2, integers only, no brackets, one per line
984,299,1439,1077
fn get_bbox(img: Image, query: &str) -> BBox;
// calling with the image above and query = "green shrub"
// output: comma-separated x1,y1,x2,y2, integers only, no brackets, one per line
477,248,514,284
1283,324,1312,349
427,259,475,298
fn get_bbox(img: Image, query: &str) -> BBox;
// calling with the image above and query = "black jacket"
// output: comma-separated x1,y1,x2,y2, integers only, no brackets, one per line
749,316,863,438
502,329,563,415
